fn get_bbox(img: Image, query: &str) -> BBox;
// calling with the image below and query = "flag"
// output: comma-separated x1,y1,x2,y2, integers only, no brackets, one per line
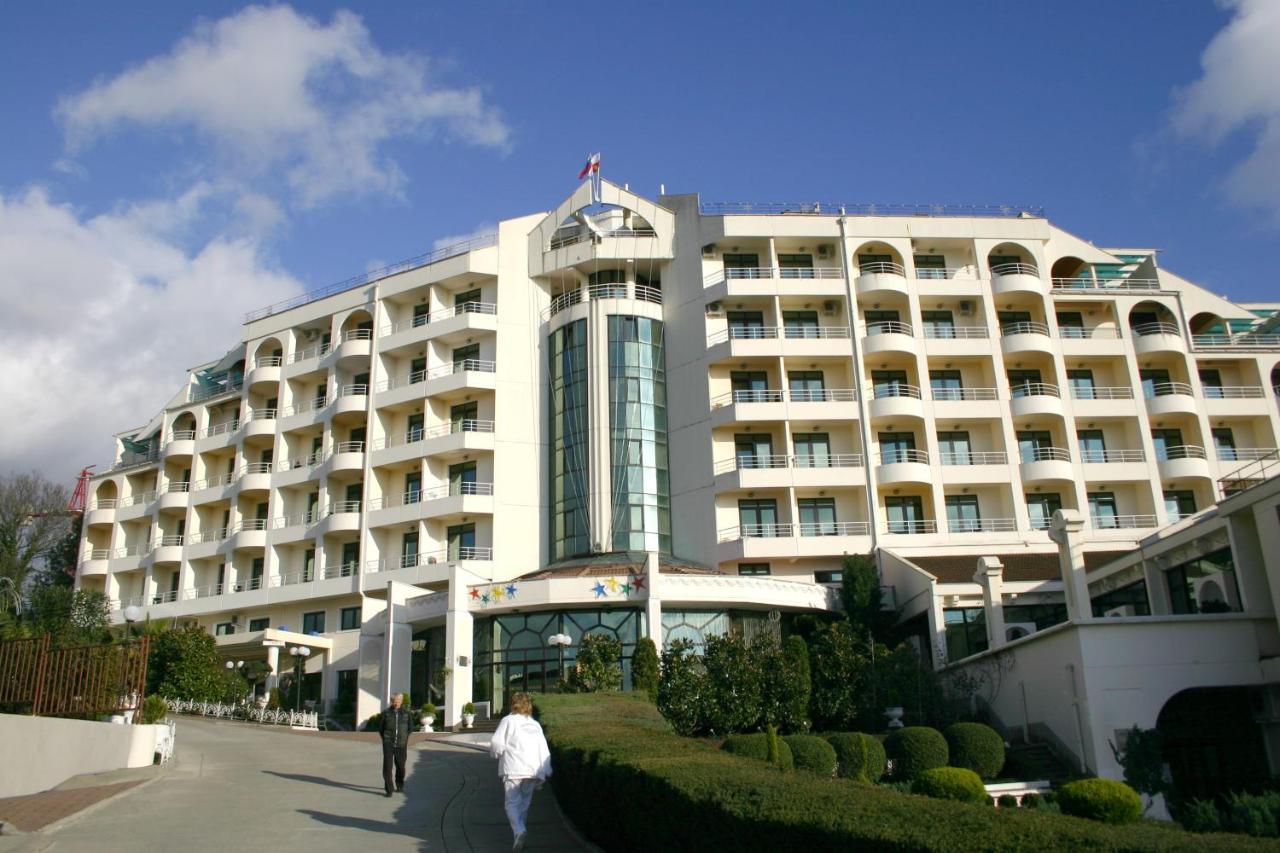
577,153,600,180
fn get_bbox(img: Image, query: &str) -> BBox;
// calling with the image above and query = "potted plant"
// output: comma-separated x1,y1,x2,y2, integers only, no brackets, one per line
420,702,437,732
462,701,476,729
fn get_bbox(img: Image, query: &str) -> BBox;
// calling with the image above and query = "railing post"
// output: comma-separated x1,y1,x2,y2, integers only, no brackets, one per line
31,633,51,715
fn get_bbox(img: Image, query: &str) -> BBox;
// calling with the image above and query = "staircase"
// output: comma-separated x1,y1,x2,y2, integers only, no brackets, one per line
1004,742,1073,787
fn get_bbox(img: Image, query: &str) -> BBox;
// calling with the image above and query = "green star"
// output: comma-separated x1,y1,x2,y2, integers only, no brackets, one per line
621,582,632,594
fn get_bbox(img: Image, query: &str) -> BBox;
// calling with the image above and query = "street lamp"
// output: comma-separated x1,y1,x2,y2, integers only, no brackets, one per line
547,633,572,689
122,604,143,636
288,646,312,710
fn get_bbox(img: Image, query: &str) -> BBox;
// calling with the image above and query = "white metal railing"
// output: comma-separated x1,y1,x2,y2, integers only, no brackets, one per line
711,389,782,407
339,383,368,397
187,528,228,545
714,326,779,343
1218,447,1280,462
884,520,938,534
289,343,330,364
372,419,495,450
1020,447,1071,463
154,534,184,548
167,430,197,442
1131,322,1181,337
333,441,365,454
1000,321,1050,337
239,462,272,476
1144,381,1194,398
990,262,1039,277
931,387,998,402
715,455,788,474
381,302,497,336
86,499,117,510
635,285,663,304
1071,386,1133,400
192,472,236,491
1090,514,1158,530
1201,385,1265,399
879,449,929,465
1010,382,1060,399
232,519,268,534
923,325,988,339
185,583,224,600
545,284,663,317
322,563,360,579
370,546,493,571
162,480,191,495
547,290,584,315
1058,326,1121,340
273,511,320,529
948,518,1017,533
281,396,327,417
272,570,314,587
151,590,179,604
253,356,283,368
1079,449,1146,463
798,521,870,536
112,449,161,470
244,408,277,422
939,451,1007,465
231,576,266,593
789,388,856,403
865,320,914,337
711,266,844,282
1050,277,1162,292
1157,444,1207,461
588,283,629,300
341,328,373,343
276,451,324,471
857,261,906,277
201,420,240,438
166,698,319,730
871,383,922,400
81,548,111,561
1193,333,1280,350
427,359,496,379
549,226,657,250
327,501,362,514
914,267,972,280
119,490,157,507
187,380,243,403
724,523,795,540
792,453,862,468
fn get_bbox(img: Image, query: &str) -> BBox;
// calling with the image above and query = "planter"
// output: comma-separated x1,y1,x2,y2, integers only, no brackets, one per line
420,722,434,733
884,706,905,730
462,713,475,729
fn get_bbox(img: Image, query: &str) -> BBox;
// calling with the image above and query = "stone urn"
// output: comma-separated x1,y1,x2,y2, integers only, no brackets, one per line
884,706,905,729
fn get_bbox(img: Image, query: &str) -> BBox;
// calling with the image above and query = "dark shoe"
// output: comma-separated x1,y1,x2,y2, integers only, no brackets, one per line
384,791,393,797
396,786,404,793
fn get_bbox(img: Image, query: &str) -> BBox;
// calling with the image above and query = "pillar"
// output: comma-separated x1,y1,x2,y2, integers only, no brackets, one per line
644,551,662,645
973,556,1007,649
444,567,481,727
1049,509,1091,620
264,642,282,691
927,580,948,669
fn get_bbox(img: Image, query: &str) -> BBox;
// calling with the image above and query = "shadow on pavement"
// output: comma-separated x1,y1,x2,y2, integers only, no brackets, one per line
297,809,429,848
262,770,385,795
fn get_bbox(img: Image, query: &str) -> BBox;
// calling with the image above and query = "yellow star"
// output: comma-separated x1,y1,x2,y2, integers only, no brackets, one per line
604,577,620,592
491,586,504,601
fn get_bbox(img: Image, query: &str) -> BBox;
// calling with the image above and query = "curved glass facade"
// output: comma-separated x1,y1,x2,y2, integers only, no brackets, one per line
550,319,590,560
608,316,671,552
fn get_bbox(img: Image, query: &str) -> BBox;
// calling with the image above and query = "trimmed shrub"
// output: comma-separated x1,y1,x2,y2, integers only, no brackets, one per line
783,735,837,776
722,732,794,771
657,639,706,736
885,726,949,781
1181,799,1224,834
571,634,622,692
825,732,886,782
631,637,660,701
1022,792,1044,810
912,767,989,804
1223,791,1280,838
998,794,1019,808
1058,778,1143,824
779,635,811,732
945,722,1006,780
139,695,168,724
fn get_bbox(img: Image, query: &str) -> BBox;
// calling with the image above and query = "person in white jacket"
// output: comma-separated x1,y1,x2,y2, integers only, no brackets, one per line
488,691,552,852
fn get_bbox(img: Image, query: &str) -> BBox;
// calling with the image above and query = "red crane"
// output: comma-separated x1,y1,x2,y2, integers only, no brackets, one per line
67,466,95,513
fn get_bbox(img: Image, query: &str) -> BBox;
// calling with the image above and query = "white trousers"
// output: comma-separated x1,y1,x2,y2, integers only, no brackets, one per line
503,778,538,837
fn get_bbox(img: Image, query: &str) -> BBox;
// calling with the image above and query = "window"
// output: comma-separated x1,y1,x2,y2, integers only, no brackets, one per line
792,433,831,467
410,356,427,382
723,253,759,272
858,253,894,272
913,254,947,278
1140,368,1172,398
1026,493,1063,530
249,617,269,632
1016,431,1054,463
454,288,482,311
250,558,264,588
1199,368,1224,396
1213,428,1237,460
782,311,820,339
878,432,916,464
401,531,419,567
944,608,987,661
215,622,234,636
1165,547,1240,614
1056,312,1085,337
302,611,326,634
884,496,925,533
871,370,908,397
447,523,476,560
798,498,837,535
341,541,359,576
1067,370,1095,397
737,499,779,535
1077,430,1107,463
1003,604,1068,631
1091,581,1151,617
738,563,771,576
1164,490,1197,522
734,433,774,468
922,310,955,338
929,370,963,401
450,402,477,431
777,253,814,278
412,302,430,327
815,570,843,584
404,471,422,504
449,461,477,494
340,606,361,631
787,371,825,396
945,495,981,532
1150,428,1185,461
452,343,480,369
727,311,765,338
936,431,972,465
862,309,900,328
998,310,1032,331
1007,369,1042,397
1088,492,1118,528
407,412,425,442
344,482,362,507
730,371,769,401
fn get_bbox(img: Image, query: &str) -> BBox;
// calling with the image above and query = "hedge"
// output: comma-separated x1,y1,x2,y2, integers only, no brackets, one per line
536,693,1271,852
1058,778,1143,824
783,735,837,776
825,732,886,782
885,726,949,781
912,767,989,805
722,732,794,771
945,723,1005,780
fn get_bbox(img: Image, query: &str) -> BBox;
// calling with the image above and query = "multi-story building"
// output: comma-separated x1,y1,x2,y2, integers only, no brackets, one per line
76,179,1280,732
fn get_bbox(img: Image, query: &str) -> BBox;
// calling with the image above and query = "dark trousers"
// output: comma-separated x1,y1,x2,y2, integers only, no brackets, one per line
382,743,407,793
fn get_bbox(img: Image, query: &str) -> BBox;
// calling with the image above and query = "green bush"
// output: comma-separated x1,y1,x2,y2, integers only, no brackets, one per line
780,635,811,732
363,712,382,732
912,767,989,804
1181,799,1224,833
537,694,1269,852
571,634,623,692
825,732,886,782
721,732,793,771
1222,791,1280,838
998,794,1019,808
631,637,660,701
945,722,1006,779
702,633,761,734
783,735,837,776
885,726,949,781
148,625,224,701
1022,792,1044,810
657,639,706,736
1058,778,1143,824
139,695,168,724
266,687,281,710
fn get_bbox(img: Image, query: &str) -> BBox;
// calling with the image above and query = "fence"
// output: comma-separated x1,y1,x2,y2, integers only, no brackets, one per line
166,697,319,730
0,634,149,717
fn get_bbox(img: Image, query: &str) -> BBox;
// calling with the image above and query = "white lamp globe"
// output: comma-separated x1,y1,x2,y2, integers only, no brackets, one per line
123,605,143,623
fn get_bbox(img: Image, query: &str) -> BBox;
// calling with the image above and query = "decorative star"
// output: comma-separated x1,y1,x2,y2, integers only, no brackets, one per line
491,586,505,601
631,575,646,591
592,581,607,598
505,584,518,597
621,582,632,594
604,577,620,593
481,593,491,604
469,588,480,600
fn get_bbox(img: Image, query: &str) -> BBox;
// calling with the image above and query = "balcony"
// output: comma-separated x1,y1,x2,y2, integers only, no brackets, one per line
948,518,1017,534
152,535,184,564
1156,445,1211,480
939,450,1010,484
423,359,498,398
79,549,110,576
156,482,190,512
1080,448,1148,481
198,420,240,448
112,448,161,472
372,419,496,466
319,502,362,534
931,387,998,404
191,472,237,502
381,302,498,350
1058,325,1125,355
164,431,196,458
1201,385,1271,416
271,511,320,543
242,409,277,439
1218,447,1280,463
710,388,859,427
333,385,368,416
1079,449,1146,463
716,522,870,562
862,321,916,356
704,266,845,300
547,283,664,321
706,325,852,360
990,263,1042,295
868,383,924,421
713,453,865,490
1131,322,1185,355
335,328,373,366
922,325,991,356
366,546,494,574
1070,386,1133,401
367,482,495,526
1192,333,1280,352
230,519,268,550
1089,514,1159,531
1143,382,1197,417
854,262,909,297
882,519,938,535
1008,383,1063,419
238,462,273,493
279,395,328,429
875,449,931,486
247,356,282,390
327,441,365,474
999,321,1053,356
286,342,330,370
1018,447,1073,483
1050,277,1163,294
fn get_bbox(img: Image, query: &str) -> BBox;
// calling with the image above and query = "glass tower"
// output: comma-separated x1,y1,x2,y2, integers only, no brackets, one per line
608,315,671,553
549,319,590,560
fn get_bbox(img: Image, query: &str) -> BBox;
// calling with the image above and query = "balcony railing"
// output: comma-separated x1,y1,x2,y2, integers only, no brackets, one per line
1058,326,1121,340
167,430,197,443
884,520,938,534
339,383,368,397
200,420,240,438
700,200,1042,218
1201,385,1265,399
288,343,330,364
281,396,327,417
718,523,794,541
275,451,324,471
1144,381,1194,398
1216,447,1279,462
549,226,656,250
367,482,494,510
1131,322,1181,337
709,266,845,283
273,511,320,529
1000,321,1050,337
380,302,498,336
427,359,496,379
1020,447,1071,463
244,408,277,422
914,267,973,280
232,519,268,534
546,283,664,317
1090,514,1159,530
188,379,243,403
709,325,852,344
184,584,224,600
230,576,265,593
1079,449,1146,463
714,455,788,474
990,262,1039,277
154,535,185,548
789,388,856,403
368,546,494,571
1010,382,1060,399
340,328,373,343
333,440,365,454
81,548,111,561
187,528,228,545
793,453,862,468
871,383,921,400
923,325,988,339
254,356,283,368
1071,386,1133,400
321,563,360,580
865,320,914,337
192,472,236,491
1050,277,1163,292
119,490,157,507
1192,333,1280,351
931,387,998,402
239,462,272,477
327,501,362,514
86,499,117,511
798,522,871,536
372,419,495,450
112,449,161,470
1156,445,1207,461
710,388,858,407
879,449,929,465
939,451,1007,465
714,453,863,474
948,518,1017,533
857,261,907,277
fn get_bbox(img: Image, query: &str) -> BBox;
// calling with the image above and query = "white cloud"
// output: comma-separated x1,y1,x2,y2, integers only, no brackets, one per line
56,5,509,208
1172,0,1280,220
0,187,301,482
432,223,497,252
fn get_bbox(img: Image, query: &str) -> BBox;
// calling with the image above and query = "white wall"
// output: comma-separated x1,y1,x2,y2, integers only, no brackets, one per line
0,715,168,797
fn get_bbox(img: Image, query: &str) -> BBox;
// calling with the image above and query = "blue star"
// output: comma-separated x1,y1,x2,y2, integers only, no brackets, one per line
505,584,517,598
592,581,607,598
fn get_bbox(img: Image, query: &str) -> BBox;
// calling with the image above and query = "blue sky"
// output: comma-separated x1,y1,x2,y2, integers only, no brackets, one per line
1,1,1278,481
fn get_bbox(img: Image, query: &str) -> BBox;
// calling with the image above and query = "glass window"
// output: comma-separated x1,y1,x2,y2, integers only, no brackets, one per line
1150,429,1184,461
783,311,820,338
340,606,361,631
730,371,769,401
1003,604,1068,631
792,433,831,467
450,402,478,432
1165,547,1240,614
929,370,963,400
788,371,825,393
738,563,771,576
302,611,326,634
1056,312,1085,336
407,412,425,442
248,617,269,632
878,432,916,464
452,343,480,369
863,309,900,327
734,433,774,467
1026,493,1063,529
412,302,430,327
448,524,476,560
1017,431,1054,462
1007,369,1042,397
449,461,477,494
922,310,955,337
341,541,359,576
404,471,422,504
871,370,908,397
723,253,759,271
1164,490,1196,522
1077,430,1107,463
944,608,987,661
1199,368,1224,395
454,288,482,310
737,499,779,535
945,495,981,531
1213,428,1237,460
1140,368,1171,398
798,498,837,535
913,254,947,278
215,622,234,636
402,531,419,566
778,253,814,278
727,311,765,338
885,496,924,533
1067,370,1095,397
858,253,894,271
1088,492,1118,528
814,570,843,584
937,431,971,465
1091,581,1151,617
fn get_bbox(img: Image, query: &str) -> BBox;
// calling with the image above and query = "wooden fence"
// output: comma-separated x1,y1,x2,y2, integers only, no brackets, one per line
0,634,149,717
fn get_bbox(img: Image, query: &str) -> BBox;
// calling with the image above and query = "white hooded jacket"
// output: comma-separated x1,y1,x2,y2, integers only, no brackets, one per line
489,713,552,781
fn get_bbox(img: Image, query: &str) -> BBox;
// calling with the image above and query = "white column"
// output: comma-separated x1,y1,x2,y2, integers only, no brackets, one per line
1049,509,1091,620
264,642,283,691
973,556,1007,649
644,551,662,645
927,580,947,669
444,568,478,727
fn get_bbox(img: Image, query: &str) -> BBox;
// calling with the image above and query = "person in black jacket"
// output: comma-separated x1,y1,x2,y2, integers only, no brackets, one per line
378,693,412,796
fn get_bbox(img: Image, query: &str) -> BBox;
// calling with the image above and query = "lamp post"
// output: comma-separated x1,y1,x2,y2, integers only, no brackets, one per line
289,646,311,710
225,659,246,703
122,604,143,637
547,633,572,690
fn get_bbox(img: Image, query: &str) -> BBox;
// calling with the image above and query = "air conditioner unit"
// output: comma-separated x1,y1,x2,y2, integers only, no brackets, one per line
822,300,838,316
1004,622,1037,642
817,244,834,259
958,301,973,314
706,301,724,316
701,243,717,259
304,329,321,341
230,615,242,627
1105,605,1137,618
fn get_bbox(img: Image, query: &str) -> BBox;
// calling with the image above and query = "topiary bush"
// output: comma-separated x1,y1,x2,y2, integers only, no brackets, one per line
911,767,989,804
571,634,623,692
1181,799,1224,833
825,732,886,782
885,726,949,781
1022,792,1044,810
783,734,837,776
631,637,660,701
1222,791,1280,838
998,794,1019,808
945,722,1006,779
721,732,794,771
139,695,168,724
1057,778,1143,824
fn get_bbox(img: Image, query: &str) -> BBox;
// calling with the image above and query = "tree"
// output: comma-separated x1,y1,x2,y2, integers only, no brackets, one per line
657,639,706,736
569,633,622,692
840,554,896,644
34,524,79,589
26,586,110,647
702,632,761,734
631,637,660,701
0,472,72,596
147,626,224,700
780,635,811,732
809,621,870,731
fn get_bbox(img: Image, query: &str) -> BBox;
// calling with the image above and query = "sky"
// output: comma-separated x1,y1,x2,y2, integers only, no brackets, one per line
1,0,1279,486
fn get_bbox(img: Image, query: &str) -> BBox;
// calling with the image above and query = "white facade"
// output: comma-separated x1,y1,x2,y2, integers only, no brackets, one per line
76,180,1280,728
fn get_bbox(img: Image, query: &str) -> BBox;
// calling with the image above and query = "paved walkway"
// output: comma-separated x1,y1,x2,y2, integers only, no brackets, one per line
0,718,591,852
